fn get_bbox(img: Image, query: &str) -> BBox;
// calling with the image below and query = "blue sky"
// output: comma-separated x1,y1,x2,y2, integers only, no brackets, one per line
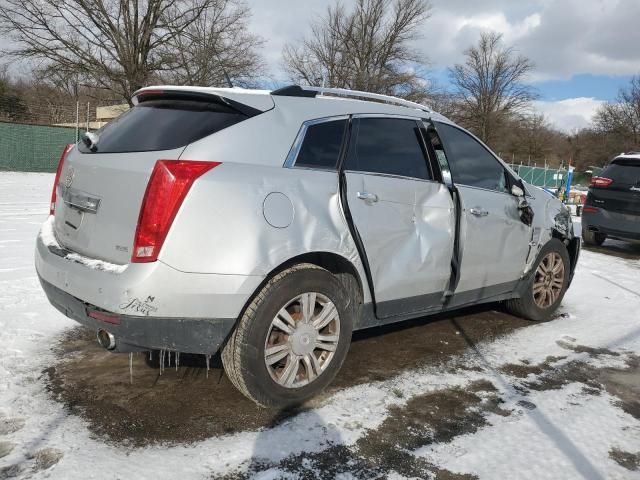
533,74,632,103
430,70,631,103
2,0,637,132
247,0,640,132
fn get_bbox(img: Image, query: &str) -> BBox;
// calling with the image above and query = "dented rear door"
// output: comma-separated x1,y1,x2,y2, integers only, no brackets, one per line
343,116,455,318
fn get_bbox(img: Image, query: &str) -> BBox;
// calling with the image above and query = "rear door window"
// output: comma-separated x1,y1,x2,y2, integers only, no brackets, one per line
435,122,508,193
294,119,347,170
78,99,248,154
345,117,430,180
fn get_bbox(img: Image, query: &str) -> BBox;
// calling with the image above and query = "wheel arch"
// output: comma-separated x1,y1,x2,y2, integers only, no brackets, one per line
269,252,365,306
232,251,366,330
550,228,580,285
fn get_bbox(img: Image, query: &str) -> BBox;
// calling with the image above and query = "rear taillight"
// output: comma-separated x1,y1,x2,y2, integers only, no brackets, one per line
591,176,613,188
132,160,221,263
582,206,599,214
50,144,74,215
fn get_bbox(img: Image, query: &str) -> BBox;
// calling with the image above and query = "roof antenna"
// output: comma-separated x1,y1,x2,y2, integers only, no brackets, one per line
214,52,233,88
222,67,233,88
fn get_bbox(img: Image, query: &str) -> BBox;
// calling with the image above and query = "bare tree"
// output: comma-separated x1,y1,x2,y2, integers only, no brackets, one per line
161,0,264,87
449,32,537,144
0,66,27,120
594,75,640,149
0,0,263,104
282,0,431,101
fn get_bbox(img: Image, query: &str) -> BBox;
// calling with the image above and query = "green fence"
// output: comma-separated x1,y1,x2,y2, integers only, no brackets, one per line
0,121,77,172
508,164,567,189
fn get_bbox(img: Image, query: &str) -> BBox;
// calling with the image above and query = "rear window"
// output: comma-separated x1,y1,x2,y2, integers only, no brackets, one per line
603,157,640,184
79,99,248,154
294,119,346,170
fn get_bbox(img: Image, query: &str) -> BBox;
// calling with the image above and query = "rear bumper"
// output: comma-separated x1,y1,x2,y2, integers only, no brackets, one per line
582,209,640,241
35,217,265,353
40,276,234,354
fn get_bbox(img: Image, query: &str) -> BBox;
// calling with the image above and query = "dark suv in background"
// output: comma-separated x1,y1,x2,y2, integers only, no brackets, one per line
582,153,640,246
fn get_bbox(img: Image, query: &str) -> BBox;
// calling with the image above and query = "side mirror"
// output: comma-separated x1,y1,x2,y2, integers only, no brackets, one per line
511,185,525,197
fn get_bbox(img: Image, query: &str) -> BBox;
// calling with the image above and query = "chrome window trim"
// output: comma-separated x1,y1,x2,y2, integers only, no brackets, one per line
343,169,443,185
283,115,350,169
455,183,514,197
352,113,424,121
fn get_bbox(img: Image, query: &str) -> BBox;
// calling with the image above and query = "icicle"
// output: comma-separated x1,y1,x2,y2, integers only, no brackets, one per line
129,352,133,384
149,351,152,361
168,350,172,368
205,354,210,379
175,351,180,372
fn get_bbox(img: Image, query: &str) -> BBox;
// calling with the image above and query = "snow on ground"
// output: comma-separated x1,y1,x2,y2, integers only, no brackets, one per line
0,172,639,479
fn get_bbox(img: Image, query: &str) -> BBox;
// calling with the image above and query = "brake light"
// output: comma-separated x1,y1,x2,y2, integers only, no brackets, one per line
50,144,74,215
591,176,613,187
582,206,599,214
132,160,221,263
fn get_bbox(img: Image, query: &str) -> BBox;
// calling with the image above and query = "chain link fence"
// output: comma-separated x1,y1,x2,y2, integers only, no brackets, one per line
0,98,127,172
508,164,568,189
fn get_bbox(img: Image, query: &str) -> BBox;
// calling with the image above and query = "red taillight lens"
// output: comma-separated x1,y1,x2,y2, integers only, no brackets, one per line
132,160,221,263
591,176,613,187
582,206,599,214
50,144,74,215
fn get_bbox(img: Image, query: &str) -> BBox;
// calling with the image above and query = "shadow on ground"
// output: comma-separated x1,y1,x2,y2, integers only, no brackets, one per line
582,237,640,261
45,305,532,446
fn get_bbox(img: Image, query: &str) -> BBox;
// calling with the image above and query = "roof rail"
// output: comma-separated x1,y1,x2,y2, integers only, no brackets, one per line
271,85,430,113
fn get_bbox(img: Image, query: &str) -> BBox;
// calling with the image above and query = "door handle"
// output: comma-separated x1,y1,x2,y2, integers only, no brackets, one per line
357,191,379,203
469,207,488,217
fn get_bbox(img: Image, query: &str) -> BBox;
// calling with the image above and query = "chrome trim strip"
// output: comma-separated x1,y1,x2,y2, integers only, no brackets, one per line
343,169,441,185
62,189,101,214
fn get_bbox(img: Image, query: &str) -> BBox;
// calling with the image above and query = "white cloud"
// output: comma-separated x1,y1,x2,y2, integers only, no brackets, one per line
533,97,605,133
421,0,640,81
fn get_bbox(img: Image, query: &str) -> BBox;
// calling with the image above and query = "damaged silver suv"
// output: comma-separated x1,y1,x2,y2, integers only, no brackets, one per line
36,85,580,407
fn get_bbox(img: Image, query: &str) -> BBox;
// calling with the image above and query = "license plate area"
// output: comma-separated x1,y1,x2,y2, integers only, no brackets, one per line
61,207,84,238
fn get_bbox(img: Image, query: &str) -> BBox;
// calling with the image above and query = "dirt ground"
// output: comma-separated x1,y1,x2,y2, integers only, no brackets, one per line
45,305,531,446
38,239,640,478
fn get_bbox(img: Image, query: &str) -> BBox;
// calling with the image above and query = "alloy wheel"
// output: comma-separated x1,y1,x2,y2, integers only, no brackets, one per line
533,252,565,308
264,292,340,388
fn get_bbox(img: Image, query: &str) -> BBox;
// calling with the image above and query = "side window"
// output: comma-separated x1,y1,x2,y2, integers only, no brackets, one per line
345,118,430,180
294,119,346,170
435,122,508,193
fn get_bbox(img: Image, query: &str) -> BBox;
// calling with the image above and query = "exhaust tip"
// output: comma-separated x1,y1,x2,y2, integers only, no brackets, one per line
97,329,116,350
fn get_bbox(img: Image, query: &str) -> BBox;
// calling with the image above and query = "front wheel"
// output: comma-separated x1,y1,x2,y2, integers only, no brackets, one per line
504,239,571,322
222,264,353,408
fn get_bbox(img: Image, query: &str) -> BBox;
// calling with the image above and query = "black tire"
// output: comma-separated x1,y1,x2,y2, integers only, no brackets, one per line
504,238,571,322
221,263,353,408
582,227,606,246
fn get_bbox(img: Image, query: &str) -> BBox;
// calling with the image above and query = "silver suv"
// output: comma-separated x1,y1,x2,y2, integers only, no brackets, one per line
36,85,580,407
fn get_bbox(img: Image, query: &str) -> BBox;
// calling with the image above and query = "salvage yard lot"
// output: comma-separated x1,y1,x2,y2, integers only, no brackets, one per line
1,172,639,479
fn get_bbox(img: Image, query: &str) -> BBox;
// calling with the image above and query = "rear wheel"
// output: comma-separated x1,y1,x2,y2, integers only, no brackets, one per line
504,239,570,321
582,227,606,246
222,264,353,407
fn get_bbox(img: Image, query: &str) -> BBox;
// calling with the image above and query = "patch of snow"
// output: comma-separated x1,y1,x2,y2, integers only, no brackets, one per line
39,215,127,274
1,172,639,479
